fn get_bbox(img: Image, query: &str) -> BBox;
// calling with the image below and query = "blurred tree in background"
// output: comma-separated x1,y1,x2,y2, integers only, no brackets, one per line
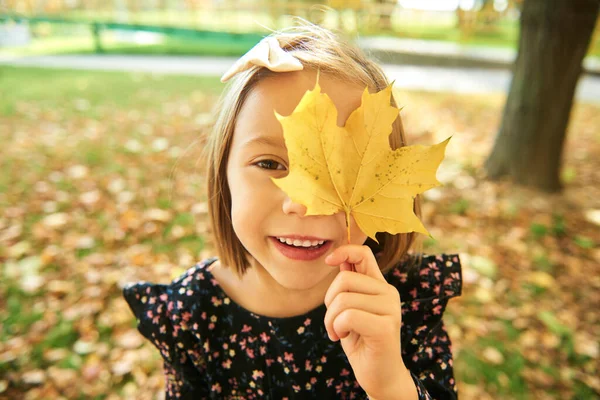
485,0,599,192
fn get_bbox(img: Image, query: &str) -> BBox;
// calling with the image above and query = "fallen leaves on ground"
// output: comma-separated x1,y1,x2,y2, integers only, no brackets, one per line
0,70,598,399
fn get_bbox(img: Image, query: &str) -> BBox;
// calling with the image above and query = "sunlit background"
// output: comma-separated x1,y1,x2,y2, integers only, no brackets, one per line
1,0,525,55
1,1,599,399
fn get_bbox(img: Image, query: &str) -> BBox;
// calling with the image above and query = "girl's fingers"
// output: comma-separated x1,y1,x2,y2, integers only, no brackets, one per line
324,292,387,341
340,261,353,272
332,309,400,341
325,244,385,281
324,270,392,309
323,244,401,341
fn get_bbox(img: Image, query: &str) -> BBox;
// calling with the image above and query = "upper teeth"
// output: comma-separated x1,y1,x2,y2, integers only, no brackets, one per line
276,237,325,247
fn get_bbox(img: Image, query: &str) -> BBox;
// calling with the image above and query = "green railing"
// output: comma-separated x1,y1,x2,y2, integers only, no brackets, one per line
0,14,264,53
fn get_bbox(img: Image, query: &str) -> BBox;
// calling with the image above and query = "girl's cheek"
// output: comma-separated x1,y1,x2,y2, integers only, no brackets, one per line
349,216,368,245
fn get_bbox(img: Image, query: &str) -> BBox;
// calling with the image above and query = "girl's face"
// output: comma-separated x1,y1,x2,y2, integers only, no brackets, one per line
226,70,368,291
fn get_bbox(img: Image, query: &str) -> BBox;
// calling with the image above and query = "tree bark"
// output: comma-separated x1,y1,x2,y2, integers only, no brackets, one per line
484,0,599,192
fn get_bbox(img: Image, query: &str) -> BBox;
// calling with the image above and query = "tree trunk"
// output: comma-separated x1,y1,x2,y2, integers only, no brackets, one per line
484,0,599,192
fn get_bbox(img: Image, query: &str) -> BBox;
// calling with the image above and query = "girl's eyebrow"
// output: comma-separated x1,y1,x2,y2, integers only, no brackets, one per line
241,135,287,151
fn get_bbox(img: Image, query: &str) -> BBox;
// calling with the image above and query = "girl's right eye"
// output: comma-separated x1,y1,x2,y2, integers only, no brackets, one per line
255,159,286,171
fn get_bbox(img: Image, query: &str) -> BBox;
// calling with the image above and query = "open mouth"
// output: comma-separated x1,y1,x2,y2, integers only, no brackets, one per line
269,237,333,261
274,237,329,249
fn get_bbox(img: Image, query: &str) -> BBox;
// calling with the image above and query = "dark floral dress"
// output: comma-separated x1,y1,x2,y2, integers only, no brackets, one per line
123,254,462,399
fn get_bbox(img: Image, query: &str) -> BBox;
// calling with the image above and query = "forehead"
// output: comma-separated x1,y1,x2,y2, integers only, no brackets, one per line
232,70,366,151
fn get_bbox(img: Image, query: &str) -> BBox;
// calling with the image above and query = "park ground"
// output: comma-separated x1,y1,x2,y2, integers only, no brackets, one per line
0,66,599,399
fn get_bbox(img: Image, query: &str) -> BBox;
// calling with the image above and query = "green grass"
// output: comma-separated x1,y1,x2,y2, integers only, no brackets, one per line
1,32,259,57
43,319,80,350
457,343,528,398
573,235,595,249
0,66,223,116
389,14,522,49
532,253,555,274
2,288,44,339
449,198,470,215
163,212,196,237
528,213,567,241
45,9,283,32
529,223,548,240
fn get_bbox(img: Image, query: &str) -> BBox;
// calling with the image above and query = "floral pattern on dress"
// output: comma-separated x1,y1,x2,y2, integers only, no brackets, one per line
123,253,462,399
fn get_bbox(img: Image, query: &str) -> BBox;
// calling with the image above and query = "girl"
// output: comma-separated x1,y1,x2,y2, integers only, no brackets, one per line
124,22,462,400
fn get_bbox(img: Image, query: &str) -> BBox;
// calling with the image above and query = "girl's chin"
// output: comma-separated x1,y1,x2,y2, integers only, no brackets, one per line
267,267,337,291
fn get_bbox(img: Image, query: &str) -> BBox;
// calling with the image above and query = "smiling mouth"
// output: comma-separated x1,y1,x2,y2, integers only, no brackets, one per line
269,236,333,261
273,236,329,249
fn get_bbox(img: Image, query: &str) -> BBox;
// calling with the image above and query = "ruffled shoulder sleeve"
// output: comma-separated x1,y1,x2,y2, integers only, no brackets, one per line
386,254,462,303
122,259,217,398
385,253,463,399
386,253,462,326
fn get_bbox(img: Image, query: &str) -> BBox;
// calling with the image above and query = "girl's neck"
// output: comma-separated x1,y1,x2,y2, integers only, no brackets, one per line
210,260,336,318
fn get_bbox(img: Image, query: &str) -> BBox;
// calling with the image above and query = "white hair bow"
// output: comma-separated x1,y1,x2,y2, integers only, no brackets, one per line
220,36,304,83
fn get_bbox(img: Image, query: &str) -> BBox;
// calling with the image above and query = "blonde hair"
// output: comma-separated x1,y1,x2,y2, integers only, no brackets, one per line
205,22,423,276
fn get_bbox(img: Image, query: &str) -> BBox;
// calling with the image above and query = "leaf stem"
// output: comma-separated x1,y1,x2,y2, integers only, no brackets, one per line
346,210,351,244
345,210,356,272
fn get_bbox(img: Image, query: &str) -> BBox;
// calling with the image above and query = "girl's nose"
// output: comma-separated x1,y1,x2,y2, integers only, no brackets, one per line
282,195,307,216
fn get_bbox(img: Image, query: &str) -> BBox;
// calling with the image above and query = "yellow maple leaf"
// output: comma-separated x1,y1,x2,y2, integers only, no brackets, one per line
272,81,449,243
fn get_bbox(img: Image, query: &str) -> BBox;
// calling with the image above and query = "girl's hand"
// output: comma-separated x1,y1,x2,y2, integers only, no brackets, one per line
324,245,415,400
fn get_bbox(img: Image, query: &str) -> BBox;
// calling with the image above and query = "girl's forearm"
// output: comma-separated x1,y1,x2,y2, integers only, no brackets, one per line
368,366,419,400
